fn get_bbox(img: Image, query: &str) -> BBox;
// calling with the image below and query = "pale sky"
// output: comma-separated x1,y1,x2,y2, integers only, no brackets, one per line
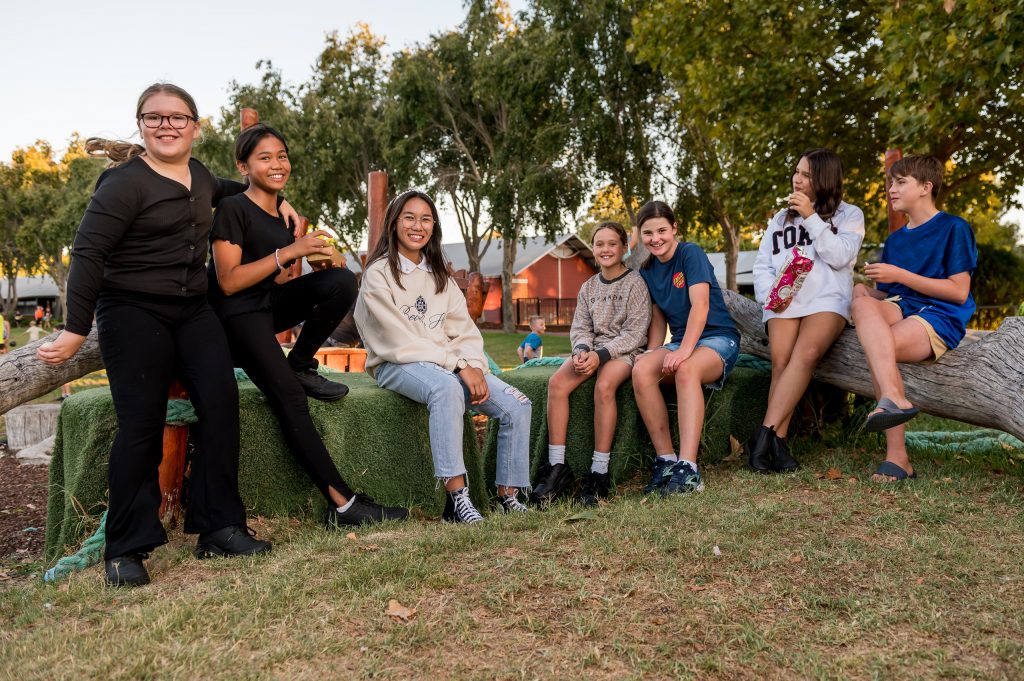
0,0,525,160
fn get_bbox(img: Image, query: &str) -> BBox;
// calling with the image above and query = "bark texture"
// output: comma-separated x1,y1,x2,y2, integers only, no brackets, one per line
0,328,102,415
722,290,1024,441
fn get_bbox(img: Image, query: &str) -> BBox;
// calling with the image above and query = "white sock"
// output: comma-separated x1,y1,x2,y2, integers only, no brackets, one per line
657,453,678,463
548,444,566,466
591,451,611,475
678,458,698,472
337,496,356,513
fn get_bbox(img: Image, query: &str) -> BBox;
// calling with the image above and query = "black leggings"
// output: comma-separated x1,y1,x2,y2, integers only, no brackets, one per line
219,268,358,503
95,291,247,560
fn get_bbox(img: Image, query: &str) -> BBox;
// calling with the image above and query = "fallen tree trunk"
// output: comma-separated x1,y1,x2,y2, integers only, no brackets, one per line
723,290,1024,442
0,328,103,415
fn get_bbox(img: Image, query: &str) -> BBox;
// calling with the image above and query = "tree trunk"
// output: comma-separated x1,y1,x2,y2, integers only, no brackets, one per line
722,290,1024,442
0,328,102,415
3,274,16,318
500,236,517,333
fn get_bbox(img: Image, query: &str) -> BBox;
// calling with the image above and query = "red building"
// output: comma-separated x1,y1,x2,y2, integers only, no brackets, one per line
442,234,597,327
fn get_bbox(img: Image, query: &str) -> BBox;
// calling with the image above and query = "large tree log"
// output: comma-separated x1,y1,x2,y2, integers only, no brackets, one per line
0,328,103,415
723,290,1024,442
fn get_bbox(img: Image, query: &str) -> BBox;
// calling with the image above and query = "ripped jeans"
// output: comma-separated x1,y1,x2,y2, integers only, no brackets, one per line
374,361,532,490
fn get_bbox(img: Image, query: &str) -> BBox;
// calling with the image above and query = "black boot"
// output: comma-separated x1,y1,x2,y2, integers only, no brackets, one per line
531,462,575,502
745,425,774,474
104,553,150,587
770,432,799,472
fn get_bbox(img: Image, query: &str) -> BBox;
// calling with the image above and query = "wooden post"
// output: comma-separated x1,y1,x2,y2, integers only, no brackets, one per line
367,171,388,257
158,379,189,527
884,148,904,233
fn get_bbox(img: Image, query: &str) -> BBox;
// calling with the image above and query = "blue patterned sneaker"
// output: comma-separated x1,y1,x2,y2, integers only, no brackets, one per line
644,458,675,494
663,460,705,496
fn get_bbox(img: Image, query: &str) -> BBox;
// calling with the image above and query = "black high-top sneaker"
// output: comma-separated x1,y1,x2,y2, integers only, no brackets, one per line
442,487,484,524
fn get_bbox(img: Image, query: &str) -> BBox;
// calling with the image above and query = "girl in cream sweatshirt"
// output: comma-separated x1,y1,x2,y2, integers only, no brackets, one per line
354,190,531,523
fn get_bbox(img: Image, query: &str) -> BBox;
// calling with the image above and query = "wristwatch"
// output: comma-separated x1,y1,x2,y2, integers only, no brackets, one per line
454,358,469,374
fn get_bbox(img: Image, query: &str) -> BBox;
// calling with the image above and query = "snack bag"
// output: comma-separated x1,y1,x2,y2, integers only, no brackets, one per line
764,247,813,312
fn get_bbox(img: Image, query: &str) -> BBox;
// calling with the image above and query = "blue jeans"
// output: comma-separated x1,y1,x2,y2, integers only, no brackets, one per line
374,362,532,489
662,333,740,390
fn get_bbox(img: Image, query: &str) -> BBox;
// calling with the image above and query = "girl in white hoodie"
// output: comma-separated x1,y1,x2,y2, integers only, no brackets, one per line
748,148,865,473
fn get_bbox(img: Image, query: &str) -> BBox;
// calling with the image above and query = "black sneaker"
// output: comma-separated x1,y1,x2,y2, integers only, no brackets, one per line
644,458,675,494
498,492,529,514
194,525,272,559
442,487,483,523
105,552,150,587
326,495,410,528
531,462,575,502
578,471,610,507
770,433,799,473
293,368,349,401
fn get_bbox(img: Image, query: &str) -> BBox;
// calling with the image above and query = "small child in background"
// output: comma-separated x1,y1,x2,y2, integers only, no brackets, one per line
27,321,45,342
517,315,546,363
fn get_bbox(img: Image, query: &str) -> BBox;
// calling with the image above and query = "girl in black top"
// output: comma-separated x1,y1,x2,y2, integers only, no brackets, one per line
38,83,275,587
208,124,409,528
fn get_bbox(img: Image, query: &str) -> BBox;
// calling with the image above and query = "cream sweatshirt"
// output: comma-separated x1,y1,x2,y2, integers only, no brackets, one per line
354,256,488,378
753,201,865,322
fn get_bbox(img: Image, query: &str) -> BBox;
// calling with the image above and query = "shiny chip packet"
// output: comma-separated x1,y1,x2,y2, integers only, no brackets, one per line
765,247,813,312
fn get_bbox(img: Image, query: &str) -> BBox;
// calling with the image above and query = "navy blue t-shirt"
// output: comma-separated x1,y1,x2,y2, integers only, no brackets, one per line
639,242,738,344
879,211,977,349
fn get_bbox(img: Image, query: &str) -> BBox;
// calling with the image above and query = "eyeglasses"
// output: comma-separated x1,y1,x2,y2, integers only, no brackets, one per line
139,113,197,129
399,214,435,229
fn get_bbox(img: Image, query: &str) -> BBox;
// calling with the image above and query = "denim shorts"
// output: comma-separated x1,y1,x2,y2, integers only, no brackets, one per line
662,334,740,390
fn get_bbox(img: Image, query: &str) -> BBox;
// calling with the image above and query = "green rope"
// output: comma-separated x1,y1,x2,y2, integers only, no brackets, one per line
43,511,106,583
906,429,1024,457
735,353,772,374
515,357,566,369
485,352,503,375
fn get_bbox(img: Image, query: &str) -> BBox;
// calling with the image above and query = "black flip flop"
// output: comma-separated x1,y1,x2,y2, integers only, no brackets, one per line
872,460,918,481
864,397,919,433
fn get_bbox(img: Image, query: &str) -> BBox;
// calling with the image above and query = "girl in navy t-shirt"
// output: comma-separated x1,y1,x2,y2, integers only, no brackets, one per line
632,201,740,496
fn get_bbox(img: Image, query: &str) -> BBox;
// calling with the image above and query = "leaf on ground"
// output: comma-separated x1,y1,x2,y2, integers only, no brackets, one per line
386,599,417,622
346,532,358,541
0,572,10,581
358,544,381,552
943,0,956,13
825,468,843,480
651,616,667,625
725,435,743,461
789,554,802,564
688,584,708,592
713,545,722,556
639,497,648,505
565,511,598,523
847,477,858,484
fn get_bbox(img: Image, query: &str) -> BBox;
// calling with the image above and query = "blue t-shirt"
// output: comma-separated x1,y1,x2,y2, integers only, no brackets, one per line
879,211,977,349
639,242,738,344
520,332,542,352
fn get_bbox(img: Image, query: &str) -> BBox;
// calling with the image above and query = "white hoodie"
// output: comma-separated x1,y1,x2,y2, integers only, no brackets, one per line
753,201,865,322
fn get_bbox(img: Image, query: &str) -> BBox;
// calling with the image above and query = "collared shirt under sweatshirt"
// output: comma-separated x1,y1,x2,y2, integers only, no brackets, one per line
571,269,652,364
65,156,244,335
354,254,488,378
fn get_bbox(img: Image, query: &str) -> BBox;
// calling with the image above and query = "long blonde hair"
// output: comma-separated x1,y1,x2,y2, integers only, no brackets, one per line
86,83,199,166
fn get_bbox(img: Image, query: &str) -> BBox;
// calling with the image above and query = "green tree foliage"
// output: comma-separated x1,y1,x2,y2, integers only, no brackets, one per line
532,0,665,226
632,0,886,289
877,0,1024,213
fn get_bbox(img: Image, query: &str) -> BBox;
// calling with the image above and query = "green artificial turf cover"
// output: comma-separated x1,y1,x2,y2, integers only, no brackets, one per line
45,373,485,563
484,365,771,489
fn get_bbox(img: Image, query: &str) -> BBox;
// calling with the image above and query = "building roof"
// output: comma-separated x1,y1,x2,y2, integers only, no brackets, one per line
705,250,758,288
0,275,60,299
441,234,596,276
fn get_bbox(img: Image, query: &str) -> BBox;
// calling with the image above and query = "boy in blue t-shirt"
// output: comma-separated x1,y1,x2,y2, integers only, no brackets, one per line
517,315,546,363
851,155,977,482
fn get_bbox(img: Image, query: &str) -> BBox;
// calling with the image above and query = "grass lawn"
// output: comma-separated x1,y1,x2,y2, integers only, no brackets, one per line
2,427,1023,678
481,330,572,369
2,332,1023,678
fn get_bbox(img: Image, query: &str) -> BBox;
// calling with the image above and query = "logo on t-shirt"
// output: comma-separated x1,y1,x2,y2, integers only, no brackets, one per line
415,296,427,314
672,272,686,288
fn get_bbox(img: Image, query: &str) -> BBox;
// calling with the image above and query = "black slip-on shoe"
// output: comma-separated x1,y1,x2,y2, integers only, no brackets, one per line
293,368,349,401
578,471,610,507
531,462,575,503
745,425,775,474
194,525,272,559
326,496,410,528
105,553,150,587
770,433,799,473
